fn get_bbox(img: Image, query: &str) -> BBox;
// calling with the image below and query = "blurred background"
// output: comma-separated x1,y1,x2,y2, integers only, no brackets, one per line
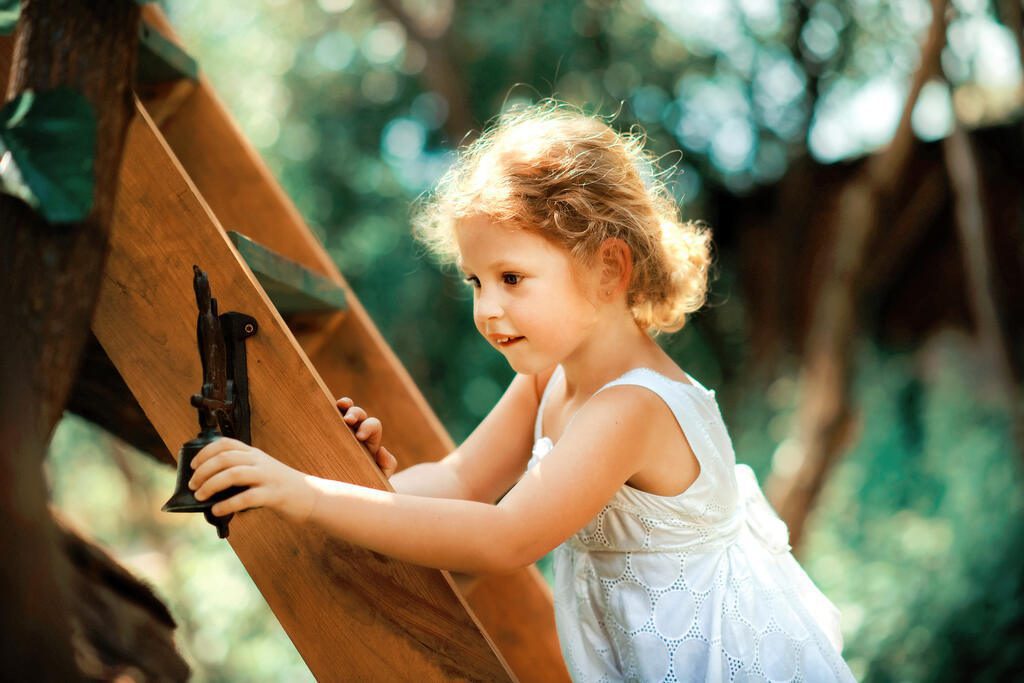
46,0,1023,680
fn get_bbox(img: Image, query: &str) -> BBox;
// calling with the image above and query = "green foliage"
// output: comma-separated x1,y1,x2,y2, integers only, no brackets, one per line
0,88,95,223
796,332,1024,681
0,0,17,35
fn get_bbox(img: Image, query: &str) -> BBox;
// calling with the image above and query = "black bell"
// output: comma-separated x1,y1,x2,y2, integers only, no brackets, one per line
163,427,248,538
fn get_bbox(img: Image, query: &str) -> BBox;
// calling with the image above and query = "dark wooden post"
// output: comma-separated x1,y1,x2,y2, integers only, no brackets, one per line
0,1,140,677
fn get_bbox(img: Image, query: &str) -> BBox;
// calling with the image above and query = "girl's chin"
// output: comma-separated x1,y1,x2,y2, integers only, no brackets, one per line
504,355,551,376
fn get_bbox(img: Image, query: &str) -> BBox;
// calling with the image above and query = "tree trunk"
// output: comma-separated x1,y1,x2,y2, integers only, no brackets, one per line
764,0,949,551
942,118,1024,457
56,512,191,681
0,1,140,677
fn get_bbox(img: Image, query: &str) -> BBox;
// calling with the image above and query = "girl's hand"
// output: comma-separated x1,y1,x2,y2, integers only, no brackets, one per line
189,437,316,524
336,396,398,478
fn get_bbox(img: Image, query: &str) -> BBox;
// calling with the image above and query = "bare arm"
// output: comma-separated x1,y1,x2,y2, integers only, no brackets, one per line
389,368,554,502
389,461,468,498
189,368,616,574
299,385,660,573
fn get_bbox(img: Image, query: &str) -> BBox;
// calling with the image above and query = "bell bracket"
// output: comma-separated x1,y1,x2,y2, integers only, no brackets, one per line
162,265,258,538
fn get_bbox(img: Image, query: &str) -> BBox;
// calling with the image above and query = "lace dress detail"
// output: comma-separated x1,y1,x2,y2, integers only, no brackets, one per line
527,365,857,682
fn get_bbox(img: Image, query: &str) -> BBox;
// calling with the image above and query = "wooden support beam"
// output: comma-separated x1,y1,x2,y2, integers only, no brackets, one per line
93,99,513,681
68,333,174,466
137,7,568,680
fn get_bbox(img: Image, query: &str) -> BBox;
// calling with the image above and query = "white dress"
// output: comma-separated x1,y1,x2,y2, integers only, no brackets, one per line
527,365,857,683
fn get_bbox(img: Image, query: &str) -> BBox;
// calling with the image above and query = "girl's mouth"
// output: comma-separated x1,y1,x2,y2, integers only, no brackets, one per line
497,336,524,347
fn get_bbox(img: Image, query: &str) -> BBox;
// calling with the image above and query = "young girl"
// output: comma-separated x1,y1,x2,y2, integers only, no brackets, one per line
189,100,857,682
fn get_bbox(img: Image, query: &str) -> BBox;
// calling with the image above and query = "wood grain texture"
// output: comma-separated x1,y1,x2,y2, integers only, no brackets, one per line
92,99,513,682
138,7,569,681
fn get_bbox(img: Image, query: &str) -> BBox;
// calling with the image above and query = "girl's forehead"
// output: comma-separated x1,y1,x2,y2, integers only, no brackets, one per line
455,216,562,269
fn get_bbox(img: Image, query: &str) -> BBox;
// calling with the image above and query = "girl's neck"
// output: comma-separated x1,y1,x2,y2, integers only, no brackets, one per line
558,312,665,401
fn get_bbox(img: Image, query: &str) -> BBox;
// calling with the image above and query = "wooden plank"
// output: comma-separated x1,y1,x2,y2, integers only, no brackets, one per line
93,99,514,682
227,230,348,314
137,7,569,681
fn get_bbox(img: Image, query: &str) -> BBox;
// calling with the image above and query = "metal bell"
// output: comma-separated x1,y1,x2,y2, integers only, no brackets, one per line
163,427,247,538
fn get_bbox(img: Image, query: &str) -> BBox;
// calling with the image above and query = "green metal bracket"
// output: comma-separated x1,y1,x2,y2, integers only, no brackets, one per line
136,21,198,85
227,231,349,315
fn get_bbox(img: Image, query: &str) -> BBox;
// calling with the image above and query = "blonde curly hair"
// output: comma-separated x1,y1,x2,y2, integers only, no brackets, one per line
410,99,713,336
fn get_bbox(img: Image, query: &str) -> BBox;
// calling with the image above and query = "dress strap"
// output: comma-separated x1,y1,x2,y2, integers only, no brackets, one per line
534,364,564,442
592,368,722,487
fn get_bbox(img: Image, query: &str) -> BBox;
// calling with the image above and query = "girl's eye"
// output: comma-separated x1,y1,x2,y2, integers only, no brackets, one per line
462,274,521,288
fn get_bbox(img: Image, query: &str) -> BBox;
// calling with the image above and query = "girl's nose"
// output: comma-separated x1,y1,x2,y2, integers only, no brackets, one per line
474,288,504,322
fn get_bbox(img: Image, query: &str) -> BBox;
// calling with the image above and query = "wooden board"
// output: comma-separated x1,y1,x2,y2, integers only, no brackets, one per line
137,7,569,681
92,99,514,682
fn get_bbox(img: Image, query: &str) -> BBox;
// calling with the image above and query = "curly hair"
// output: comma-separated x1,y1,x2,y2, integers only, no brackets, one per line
410,98,714,336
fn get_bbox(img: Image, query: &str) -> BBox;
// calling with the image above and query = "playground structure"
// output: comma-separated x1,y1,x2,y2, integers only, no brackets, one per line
2,5,570,680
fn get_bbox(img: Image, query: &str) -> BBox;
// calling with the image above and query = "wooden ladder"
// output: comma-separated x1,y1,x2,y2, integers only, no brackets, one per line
20,6,569,681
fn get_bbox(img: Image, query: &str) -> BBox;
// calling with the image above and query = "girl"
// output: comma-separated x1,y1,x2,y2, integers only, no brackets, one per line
189,100,857,682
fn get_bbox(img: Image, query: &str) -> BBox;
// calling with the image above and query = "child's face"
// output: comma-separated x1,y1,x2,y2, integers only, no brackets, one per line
455,214,601,374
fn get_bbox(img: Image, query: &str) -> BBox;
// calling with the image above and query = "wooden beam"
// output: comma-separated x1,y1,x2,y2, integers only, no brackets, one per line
67,333,174,466
93,99,513,681
136,6,568,680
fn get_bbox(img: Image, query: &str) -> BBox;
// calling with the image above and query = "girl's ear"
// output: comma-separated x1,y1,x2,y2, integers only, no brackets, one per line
598,237,632,299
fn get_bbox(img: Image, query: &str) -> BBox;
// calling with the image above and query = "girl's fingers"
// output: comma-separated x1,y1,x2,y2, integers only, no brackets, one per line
342,405,367,425
356,417,382,448
211,487,262,517
193,465,261,502
192,437,247,470
377,446,397,477
335,400,386,464
190,449,252,490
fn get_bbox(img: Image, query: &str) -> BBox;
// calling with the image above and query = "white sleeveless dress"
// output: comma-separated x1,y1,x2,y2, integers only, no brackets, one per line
527,365,857,682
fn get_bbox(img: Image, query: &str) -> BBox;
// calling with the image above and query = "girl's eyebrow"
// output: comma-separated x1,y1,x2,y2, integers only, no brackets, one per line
459,259,522,275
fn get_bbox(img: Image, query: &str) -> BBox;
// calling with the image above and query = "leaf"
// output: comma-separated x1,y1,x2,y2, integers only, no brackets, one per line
0,0,18,36
0,88,97,223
